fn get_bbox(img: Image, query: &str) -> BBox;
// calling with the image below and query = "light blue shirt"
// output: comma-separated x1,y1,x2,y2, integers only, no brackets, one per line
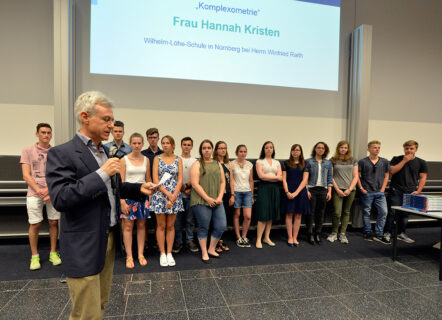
104,141,132,157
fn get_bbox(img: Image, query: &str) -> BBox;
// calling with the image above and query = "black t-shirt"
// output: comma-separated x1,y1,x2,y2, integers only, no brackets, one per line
389,156,428,193
221,163,231,195
358,157,390,193
141,147,163,178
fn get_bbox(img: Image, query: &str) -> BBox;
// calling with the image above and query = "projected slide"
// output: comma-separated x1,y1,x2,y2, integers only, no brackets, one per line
90,0,340,91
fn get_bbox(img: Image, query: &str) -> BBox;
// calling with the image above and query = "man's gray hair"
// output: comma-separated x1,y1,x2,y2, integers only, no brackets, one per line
74,91,114,125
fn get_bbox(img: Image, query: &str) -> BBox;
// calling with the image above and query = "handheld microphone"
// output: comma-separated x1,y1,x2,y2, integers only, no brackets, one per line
108,145,125,194
109,145,125,159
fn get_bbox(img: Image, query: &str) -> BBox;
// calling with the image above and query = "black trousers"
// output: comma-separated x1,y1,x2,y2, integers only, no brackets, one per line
306,187,327,234
384,188,409,235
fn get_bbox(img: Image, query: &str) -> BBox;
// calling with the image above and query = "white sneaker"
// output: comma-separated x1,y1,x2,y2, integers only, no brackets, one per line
327,233,338,243
160,253,168,267
398,232,415,244
339,234,349,244
166,253,176,267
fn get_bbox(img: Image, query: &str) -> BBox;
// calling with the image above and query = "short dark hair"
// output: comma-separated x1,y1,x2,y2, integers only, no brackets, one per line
181,137,193,145
403,140,418,148
113,120,124,128
146,128,159,137
36,123,52,133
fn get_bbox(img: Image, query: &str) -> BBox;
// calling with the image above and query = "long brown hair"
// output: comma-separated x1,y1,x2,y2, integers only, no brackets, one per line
259,141,275,159
214,141,229,163
332,140,352,162
286,144,305,170
199,139,214,175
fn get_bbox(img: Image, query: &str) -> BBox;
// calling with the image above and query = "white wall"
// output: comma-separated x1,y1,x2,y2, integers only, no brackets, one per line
368,120,442,161
0,104,55,155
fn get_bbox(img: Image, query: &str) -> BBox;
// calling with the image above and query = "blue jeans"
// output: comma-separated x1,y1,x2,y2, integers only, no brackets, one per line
361,192,388,237
192,204,226,241
174,198,196,244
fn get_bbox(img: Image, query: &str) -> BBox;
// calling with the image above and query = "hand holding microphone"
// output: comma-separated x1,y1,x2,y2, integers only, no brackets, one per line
101,158,121,177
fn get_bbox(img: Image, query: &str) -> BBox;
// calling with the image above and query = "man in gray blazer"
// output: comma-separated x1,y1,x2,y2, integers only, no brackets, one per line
46,91,155,320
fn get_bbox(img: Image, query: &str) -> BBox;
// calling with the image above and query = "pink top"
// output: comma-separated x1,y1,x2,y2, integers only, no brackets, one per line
20,143,51,197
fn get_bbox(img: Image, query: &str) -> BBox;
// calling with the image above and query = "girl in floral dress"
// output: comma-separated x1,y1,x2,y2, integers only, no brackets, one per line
151,135,184,267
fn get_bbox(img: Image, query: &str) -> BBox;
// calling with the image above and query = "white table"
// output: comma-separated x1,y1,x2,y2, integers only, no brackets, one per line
391,206,442,280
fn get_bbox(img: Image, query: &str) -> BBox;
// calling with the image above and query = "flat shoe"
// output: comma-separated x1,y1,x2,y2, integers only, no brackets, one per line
287,242,294,247
218,240,230,251
208,253,222,259
263,240,276,247
201,258,211,264
255,243,263,249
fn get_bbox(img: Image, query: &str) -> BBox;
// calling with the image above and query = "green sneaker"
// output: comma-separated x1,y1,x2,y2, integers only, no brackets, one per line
30,256,41,270
49,252,62,266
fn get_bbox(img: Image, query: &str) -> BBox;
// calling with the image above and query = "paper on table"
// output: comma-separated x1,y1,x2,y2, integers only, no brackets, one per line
149,172,172,189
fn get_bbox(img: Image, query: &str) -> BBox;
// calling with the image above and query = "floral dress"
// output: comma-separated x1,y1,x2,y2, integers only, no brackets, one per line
151,155,184,214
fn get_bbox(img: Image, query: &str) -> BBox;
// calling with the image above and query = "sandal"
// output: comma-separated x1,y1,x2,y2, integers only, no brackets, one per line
126,257,134,269
218,240,230,252
138,256,148,267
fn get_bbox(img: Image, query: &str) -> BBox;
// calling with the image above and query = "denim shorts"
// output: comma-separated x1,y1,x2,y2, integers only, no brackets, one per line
234,191,253,208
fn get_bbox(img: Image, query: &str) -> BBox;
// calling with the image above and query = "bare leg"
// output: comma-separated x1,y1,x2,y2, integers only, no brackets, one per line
286,213,294,243
207,237,220,256
233,208,241,239
29,223,41,256
165,215,177,254
156,215,166,254
256,221,266,247
199,239,208,260
48,219,59,253
264,220,273,243
135,219,146,257
122,219,134,258
241,208,252,239
293,214,302,244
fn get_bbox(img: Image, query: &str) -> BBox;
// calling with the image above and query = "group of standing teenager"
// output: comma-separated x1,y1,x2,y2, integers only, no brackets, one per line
37,92,428,319
113,124,427,266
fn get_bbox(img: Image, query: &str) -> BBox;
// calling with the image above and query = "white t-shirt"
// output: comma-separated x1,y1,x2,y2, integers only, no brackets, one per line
315,162,322,187
231,160,253,192
180,156,197,198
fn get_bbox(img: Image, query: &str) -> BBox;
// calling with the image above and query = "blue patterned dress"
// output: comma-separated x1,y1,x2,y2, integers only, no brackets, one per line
151,155,184,214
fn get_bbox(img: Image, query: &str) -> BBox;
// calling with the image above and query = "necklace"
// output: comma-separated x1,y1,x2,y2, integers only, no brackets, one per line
237,160,245,169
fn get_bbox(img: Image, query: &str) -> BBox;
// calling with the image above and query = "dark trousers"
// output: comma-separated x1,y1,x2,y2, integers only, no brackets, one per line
306,187,327,235
385,188,408,235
